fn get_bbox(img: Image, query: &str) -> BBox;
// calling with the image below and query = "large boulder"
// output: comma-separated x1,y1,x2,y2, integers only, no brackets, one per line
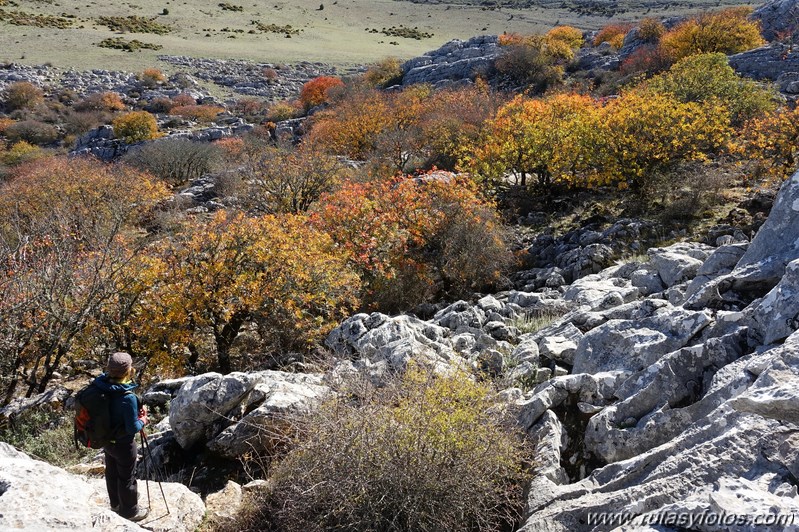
584,328,750,463
572,305,712,374
751,0,799,41
169,372,261,449
169,371,328,451
401,35,500,87
0,443,204,532
749,258,799,345
648,242,712,288
519,332,799,532
685,170,799,310
326,312,461,373
207,373,331,458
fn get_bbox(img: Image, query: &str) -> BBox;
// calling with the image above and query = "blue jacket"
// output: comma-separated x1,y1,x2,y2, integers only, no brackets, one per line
92,373,144,443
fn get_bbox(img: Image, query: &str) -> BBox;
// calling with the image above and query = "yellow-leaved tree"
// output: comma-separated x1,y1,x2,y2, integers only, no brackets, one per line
597,90,732,191
465,93,601,191
122,211,360,374
738,106,799,181
659,7,765,61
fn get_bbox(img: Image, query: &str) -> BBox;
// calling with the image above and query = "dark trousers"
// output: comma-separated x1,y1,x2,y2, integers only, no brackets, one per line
104,438,139,517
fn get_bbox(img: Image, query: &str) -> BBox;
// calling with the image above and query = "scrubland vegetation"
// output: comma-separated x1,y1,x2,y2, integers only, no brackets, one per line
0,4,789,399
1,5,797,530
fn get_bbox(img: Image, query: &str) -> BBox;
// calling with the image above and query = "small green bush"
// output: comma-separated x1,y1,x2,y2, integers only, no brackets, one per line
251,20,300,35
0,408,94,468
0,9,74,29
237,367,531,532
96,15,172,34
96,37,163,52
123,137,221,186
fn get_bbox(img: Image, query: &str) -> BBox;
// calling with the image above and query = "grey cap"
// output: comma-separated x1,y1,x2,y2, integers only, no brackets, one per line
107,352,133,378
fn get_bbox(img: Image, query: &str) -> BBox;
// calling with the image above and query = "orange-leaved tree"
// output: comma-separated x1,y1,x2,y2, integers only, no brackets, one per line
126,211,360,374
299,75,345,110
593,23,633,49
311,173,511,312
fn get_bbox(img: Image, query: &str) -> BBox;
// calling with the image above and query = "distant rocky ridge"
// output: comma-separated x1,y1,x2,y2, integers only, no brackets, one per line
0,55,344,101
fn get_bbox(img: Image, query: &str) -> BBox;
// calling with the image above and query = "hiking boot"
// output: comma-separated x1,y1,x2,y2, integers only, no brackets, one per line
122,508,149,522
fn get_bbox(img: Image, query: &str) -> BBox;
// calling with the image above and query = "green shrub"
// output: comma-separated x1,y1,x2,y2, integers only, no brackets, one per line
645,52,776,126
96,37,163,52
96,15,172,34
236,367,531,532
494,38,563,94
363,57,404,88
123,137,221,186
0,408,94,468
0,9,74,29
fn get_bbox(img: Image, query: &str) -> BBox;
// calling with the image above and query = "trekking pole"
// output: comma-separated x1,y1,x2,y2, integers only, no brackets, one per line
140,430,170,514
140,431,151,510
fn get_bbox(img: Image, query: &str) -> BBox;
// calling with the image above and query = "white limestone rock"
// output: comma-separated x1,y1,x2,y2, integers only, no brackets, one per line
0,443,204,532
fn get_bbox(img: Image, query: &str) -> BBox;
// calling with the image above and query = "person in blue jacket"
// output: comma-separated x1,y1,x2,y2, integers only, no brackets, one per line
92,352,149,522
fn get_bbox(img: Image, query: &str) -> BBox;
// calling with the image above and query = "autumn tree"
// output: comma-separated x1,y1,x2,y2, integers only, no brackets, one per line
299,76,345,110
307,86,431,172
494,34,564,93
128,211,359,374
312,174,511,312
545,25,584,59
170,104,225,124
363,56,404,88
597,90,732,191
738,106,799,181
593,23,632,49
112,111,159,143
2,82,44,111
644,52,775,126
466,93,601,191
239,139,347,215
659,7,765,61
74,91,126,112
421,80,505,170
0,158,168,403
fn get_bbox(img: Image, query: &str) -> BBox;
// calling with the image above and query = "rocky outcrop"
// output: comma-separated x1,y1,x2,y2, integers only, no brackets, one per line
751,0,799,41
401,35,500,87
685,171,799,312
729,44,799,92
518,170,799,530
516,218,662,289
0,443,204,532
159,55,345,99
169,370,330,453
520,332,799,531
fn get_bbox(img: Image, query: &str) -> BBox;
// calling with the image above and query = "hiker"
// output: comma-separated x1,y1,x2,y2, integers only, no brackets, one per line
91,352,149,522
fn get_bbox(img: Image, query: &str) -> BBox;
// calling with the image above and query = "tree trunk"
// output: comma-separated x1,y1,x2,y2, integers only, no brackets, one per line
214,311,247,374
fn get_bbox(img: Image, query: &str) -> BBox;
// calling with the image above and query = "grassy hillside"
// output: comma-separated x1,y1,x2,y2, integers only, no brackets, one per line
0,0,756,72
